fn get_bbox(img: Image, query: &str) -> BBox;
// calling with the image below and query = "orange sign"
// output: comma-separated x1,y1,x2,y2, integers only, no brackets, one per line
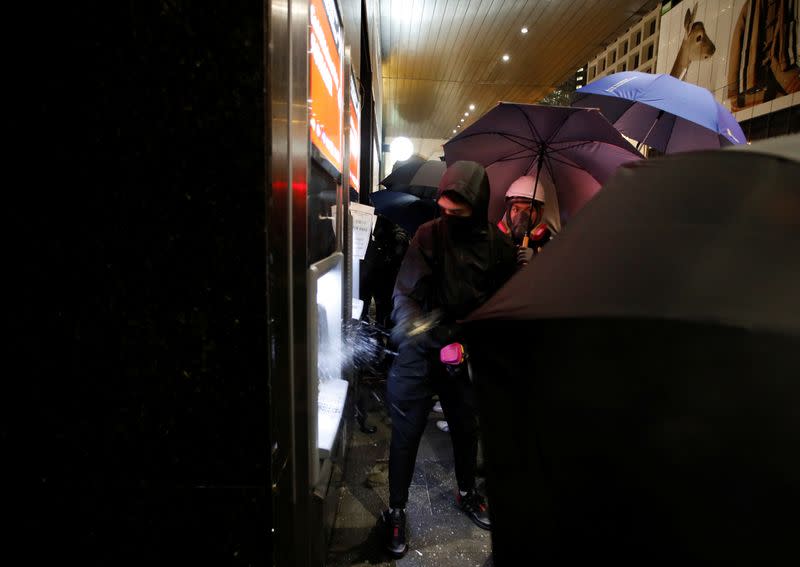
309,0,343,172
348,76,360,191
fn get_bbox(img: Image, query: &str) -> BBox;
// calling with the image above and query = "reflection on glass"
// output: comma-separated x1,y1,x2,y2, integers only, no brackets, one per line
316,264,342,383
309,161,339,265
310,253,346,458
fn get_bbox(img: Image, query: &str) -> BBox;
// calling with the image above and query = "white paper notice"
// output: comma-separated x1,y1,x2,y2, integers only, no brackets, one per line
352,298,364,320
349,203,375,261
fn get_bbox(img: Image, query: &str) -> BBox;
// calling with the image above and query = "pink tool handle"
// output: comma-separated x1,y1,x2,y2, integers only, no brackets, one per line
440,343,465,365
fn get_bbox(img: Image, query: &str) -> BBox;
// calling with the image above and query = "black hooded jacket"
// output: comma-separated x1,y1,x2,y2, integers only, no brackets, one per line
391,161,517,347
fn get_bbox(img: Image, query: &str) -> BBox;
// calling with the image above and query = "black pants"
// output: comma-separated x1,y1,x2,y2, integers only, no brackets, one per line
388,365,479,509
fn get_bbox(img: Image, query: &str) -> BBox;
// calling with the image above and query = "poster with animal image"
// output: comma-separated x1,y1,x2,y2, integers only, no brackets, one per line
656,0,799,111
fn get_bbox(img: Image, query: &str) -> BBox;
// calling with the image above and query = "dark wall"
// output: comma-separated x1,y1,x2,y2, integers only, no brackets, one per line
739,104,800,142
25,2,270,564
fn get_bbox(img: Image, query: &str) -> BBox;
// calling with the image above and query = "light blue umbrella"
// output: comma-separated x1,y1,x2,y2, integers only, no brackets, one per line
572,71,746,153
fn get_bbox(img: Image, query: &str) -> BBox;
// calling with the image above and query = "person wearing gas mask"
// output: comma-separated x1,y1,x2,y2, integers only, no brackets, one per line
497,174,558,265
381,161,517,558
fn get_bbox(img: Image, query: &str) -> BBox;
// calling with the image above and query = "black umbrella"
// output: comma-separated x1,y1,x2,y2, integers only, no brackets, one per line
380,159,446,198
371,159,447,235
463,135,800,565
369,190,439,236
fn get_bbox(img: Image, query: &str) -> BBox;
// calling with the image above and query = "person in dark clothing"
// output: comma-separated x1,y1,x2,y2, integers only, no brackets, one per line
359,215,410,330
381,161,517,557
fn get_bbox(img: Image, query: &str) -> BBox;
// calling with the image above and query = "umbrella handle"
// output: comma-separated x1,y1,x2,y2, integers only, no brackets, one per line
522,235,529,248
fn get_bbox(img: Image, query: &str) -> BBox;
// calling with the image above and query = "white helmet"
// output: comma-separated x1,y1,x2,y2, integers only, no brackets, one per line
505,174,550,203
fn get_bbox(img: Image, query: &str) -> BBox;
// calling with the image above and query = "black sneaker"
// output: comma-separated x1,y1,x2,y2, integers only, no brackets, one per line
381,508,408,558
456,489,491,530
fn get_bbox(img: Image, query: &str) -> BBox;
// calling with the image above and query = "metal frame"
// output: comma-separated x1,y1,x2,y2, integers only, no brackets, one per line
270,0,355,565
269,0,313,564
341,45,353,326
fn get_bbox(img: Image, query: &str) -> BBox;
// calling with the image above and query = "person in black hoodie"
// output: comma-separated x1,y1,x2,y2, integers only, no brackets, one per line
381,161,517,557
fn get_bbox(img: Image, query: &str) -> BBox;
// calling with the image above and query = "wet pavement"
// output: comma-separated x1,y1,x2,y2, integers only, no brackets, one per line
326,384,493,567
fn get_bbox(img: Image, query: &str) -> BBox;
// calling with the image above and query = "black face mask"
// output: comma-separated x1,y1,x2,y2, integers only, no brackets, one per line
442,214,475,236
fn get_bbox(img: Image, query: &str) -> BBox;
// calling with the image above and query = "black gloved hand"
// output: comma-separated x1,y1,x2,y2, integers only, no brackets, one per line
517,246,534,266
417,323,462,349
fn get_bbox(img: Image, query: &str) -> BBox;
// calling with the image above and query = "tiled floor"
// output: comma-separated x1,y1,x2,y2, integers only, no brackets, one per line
326,386,493,567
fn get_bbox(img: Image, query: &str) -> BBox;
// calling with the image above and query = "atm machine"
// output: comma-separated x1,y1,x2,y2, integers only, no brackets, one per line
269,0,363,564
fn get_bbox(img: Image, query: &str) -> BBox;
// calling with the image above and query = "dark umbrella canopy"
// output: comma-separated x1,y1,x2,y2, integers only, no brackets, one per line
572,71,747,153
371,159,446,235
463,135,800,565
369,190,438,236
443,103,642,225
380,159,446,192
468,134,800,331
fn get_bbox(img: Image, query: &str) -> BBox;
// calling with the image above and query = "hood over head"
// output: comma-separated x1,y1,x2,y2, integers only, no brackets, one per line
437,160,491,223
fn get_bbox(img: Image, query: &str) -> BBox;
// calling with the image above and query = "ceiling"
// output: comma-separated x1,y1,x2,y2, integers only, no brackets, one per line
379,0,661,140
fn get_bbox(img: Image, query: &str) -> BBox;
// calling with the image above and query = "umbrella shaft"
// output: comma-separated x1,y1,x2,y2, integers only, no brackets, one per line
637,110,665,151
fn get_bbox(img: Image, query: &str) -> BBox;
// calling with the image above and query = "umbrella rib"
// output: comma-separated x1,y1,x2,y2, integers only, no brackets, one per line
543,152,596,173
452,132,545,164
540,152,559,204
510,103,546,143
451,131,540,150
497,133,542,153
496,152,539,163
541,150,558,183
544,108,578,145
544,152,610,187
547,140,594,153
662,113,679,153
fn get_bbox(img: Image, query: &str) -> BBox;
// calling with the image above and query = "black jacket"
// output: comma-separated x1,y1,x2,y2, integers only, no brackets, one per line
388,161,516,399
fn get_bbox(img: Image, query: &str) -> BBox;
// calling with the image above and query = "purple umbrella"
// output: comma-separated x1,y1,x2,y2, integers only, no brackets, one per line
443,102,643,225
572,71,746,153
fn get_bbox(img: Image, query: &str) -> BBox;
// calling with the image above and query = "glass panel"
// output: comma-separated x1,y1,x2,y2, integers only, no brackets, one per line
310,253,346,458
308,0,344,264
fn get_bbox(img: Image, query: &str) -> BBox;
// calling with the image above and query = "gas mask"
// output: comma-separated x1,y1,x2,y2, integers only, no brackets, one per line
506,200,544,244
510,215,531,242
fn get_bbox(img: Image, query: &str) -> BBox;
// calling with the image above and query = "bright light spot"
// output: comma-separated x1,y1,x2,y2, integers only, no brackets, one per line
464,112,469,116
577,67,585,72
577,76,584,81
576,85,582,89
469,104,475,110
390,137,414,161
521,27,528,34
460,118,465,122
502,54,510,62
452,129,457,133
